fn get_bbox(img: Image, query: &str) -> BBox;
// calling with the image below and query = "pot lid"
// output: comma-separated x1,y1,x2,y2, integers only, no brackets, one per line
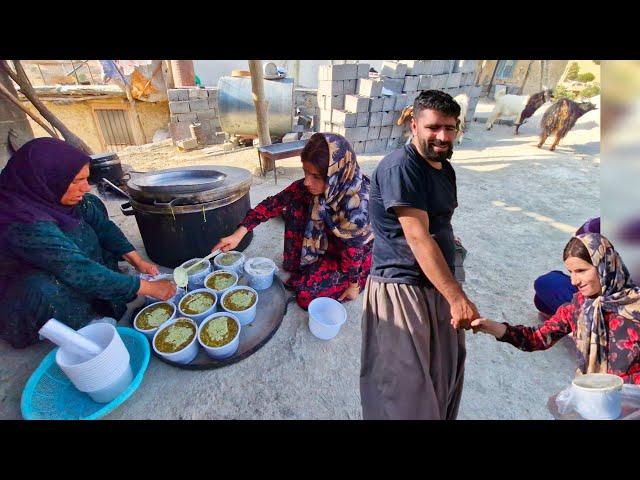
126,165,252,205
135,169,227,195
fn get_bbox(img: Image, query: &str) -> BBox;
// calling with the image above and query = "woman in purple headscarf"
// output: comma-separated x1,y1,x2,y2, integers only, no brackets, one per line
0,138,176,348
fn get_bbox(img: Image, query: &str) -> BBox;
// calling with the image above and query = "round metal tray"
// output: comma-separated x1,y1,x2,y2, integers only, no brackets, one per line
149,276,295,370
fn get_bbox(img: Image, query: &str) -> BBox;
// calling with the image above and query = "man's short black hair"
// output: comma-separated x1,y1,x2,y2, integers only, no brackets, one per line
413,89,461,120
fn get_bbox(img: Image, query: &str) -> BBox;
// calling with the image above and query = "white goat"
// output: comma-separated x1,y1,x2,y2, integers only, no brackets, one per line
486,89,554,133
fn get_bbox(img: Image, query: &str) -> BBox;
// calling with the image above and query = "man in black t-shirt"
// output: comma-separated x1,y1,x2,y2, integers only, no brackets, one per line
360,90,480,420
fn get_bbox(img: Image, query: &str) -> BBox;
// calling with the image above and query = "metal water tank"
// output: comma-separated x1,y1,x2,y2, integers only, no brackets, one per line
217,76,294,137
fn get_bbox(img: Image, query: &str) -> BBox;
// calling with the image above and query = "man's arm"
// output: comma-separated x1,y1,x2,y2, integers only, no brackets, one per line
395,206,479,328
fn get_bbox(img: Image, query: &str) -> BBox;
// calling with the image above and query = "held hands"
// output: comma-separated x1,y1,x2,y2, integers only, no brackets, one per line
212,226,247,253
469,318,508,338
338,282,360,302
449,294,480,330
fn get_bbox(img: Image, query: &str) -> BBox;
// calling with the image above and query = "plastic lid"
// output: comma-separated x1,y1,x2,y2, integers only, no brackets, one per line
572,373,623,391
244,257,276,276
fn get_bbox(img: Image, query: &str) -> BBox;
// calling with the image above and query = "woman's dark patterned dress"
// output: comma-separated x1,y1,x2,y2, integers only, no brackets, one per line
240,180,372,309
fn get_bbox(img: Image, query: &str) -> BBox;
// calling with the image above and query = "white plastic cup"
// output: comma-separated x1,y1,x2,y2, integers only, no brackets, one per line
133,301,176,340
179,258,212,290
152,317,199,365
178,288,218,325
55,323,132,395
213,251,246,275
572,373,624,420
204,270,239,297
243,257,277,291
198,312,241,360
220,286,259,326
308,297,347,340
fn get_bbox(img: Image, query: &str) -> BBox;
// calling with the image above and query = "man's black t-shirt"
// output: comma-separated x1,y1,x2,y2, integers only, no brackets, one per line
369,143,458,287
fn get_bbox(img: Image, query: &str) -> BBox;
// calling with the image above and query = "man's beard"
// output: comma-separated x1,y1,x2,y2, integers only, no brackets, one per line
417,138,453,163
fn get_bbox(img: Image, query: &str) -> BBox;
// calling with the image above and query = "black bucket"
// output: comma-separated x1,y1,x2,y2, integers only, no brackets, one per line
89,152,123,185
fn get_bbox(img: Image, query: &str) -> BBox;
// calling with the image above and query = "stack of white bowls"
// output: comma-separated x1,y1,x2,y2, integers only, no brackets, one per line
55,323,133,403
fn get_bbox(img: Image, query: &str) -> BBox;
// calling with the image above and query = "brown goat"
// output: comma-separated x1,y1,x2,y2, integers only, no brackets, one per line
538,98,597,151
514,89,554,135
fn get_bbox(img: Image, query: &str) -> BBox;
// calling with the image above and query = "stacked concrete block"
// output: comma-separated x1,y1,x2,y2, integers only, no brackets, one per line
357,78,383,97
168,87,224,146
399,60,430,76
332,109,358,128
381,61,407,79
344,95,370,113
344,79,358,95
446,72,462,89
418,75,433,90
365,138,387,153
382,95,396,112
381,76,404,93
403,75,420,93
369,112,383,127
379,125,392,139
381,111,395,126
369,97,384,113
318,63,358,81
356,111,369,127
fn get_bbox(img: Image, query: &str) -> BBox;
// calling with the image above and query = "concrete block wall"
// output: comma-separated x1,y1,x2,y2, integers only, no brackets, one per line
168,87,225,146
316,60,481,154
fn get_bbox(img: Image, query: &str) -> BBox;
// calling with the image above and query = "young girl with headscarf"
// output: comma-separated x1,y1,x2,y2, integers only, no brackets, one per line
212,132,373,309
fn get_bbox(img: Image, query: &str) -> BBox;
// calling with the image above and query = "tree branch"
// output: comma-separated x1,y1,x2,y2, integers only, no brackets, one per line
8,60,94,154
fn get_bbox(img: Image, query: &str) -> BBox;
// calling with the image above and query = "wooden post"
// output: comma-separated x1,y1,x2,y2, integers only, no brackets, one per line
248,60,273,172
163,60,175,90
113,62,147,145
520,60,533,94
487,60,500,98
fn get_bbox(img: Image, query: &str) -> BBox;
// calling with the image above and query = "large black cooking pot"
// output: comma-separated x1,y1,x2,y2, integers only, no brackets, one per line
121,165,253,268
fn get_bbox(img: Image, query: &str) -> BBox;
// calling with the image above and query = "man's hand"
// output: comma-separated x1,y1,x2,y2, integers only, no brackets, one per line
338,282,360,302
450,295,480,330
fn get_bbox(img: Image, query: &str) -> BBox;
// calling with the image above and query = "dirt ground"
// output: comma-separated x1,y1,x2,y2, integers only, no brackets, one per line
0,98,600,419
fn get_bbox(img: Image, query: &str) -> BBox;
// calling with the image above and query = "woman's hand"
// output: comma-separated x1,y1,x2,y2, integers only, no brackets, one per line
213,226,248,253
469,318,507,338
138,279,177,301
135,259,160,276
338,282,360,302
123,251,160,275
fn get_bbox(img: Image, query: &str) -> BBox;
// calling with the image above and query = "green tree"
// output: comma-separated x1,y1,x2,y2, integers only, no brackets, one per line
577,72,596,83
580,85,600,98
554,84,577,101
565,62,580,81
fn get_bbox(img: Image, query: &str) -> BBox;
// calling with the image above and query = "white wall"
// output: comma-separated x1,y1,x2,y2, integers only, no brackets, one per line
193,60,384,89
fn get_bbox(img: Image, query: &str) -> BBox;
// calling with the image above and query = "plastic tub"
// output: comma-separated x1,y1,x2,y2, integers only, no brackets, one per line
572,373,624,420
55,323,132,398
308,297,347,340
220,286,259,326
204,270,239,296
178,288,218,325
133,301,176,340
197,312,241,360
243,257,277,291
179,257,212,290
213,251,245,275
152,317,199,365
